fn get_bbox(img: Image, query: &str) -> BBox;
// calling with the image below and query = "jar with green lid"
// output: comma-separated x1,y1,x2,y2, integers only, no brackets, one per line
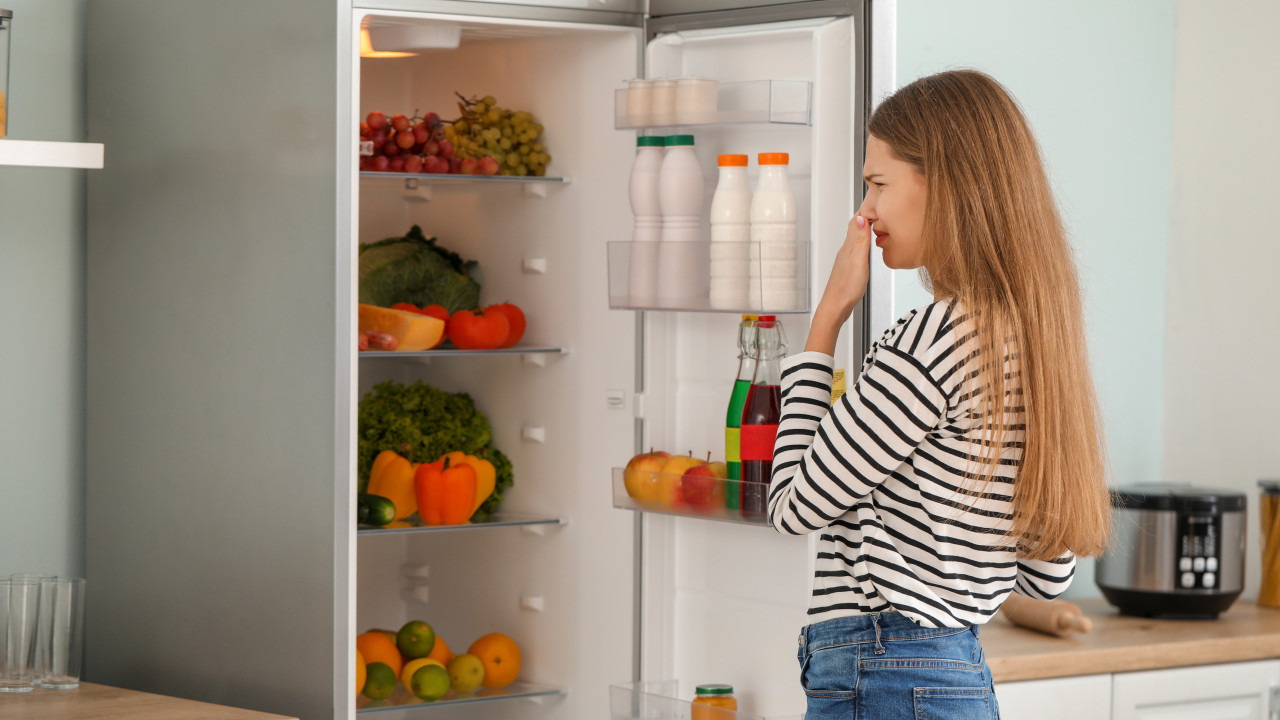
691,684,737,720
0,8,10,138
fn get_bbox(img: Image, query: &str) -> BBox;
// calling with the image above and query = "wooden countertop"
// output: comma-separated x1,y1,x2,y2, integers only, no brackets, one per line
0,682,296,720
983,598,1280,683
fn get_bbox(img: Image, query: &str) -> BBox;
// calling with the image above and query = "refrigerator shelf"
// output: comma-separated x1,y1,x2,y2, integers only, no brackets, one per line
612,468,772,528
610,680,804,720
358,513,566,536
359,171,567,185
359,345,565,359
0,139,105,169
614,79,812,130
607,241,811,315
357,680,564,714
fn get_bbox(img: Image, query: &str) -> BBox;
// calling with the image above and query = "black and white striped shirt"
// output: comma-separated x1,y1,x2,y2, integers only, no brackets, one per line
767,300,1075,628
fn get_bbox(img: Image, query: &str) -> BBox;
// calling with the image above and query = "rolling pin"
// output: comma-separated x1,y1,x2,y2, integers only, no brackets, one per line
998,593,1093,637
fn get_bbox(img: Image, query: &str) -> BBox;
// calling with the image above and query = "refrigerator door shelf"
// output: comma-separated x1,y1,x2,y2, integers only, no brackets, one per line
357,680,564,714
614,79,812,130
607,240,811,314
358,513,567,536
612,468,774,529
610,680,804,720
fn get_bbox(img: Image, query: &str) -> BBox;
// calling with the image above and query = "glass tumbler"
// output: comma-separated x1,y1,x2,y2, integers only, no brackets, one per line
1260,480,1280,607
39,578,85,689
0,9,10,138
0,576,42,693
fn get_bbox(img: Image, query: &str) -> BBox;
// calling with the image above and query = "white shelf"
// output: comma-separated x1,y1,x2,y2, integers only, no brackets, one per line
614,79,812,130
0,139,104,169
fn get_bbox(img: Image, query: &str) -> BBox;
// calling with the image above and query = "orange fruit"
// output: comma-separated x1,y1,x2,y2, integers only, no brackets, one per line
356,630,403,678
427,635,453,664
355,650,367,695
468,632,522,689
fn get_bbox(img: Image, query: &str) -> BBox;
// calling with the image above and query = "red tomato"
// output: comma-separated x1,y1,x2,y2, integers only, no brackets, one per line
485,303,526,348
391,302,420,313
419,304,450,348
449,309,510,350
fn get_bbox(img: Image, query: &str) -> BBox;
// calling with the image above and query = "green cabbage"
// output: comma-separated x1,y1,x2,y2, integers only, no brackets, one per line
357,379,512,522
358,225,480,312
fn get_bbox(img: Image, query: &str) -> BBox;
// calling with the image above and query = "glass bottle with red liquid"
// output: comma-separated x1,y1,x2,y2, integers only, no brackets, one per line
739,315,786,521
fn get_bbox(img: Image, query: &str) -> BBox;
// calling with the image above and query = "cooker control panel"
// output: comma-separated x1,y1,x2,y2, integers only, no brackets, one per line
1176,515,1220,590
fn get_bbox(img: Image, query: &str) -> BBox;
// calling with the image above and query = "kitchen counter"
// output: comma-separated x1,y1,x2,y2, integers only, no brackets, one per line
0,682,296,720
983,598,1280,682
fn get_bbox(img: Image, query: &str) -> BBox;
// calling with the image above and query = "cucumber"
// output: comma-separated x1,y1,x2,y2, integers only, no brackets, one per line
359,494,396,527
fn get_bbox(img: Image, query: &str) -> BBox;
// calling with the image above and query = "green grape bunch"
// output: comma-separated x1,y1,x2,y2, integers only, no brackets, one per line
444,93,552,177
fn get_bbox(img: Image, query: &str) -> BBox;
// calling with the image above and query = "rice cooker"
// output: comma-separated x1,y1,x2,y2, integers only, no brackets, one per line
1096,484,1246,618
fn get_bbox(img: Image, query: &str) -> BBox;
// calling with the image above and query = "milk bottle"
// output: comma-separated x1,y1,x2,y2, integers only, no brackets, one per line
749,153,797,310
627,135,664,306
657,135,705,307
709,154,751,310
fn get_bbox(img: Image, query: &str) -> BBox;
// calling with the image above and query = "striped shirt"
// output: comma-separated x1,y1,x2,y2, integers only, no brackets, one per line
767,300,1075,628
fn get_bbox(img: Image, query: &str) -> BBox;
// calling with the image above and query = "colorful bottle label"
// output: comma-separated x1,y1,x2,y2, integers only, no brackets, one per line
726,427,741,464
739,423,780,461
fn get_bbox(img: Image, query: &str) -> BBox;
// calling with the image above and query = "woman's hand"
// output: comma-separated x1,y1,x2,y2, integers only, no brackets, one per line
805,214,872,355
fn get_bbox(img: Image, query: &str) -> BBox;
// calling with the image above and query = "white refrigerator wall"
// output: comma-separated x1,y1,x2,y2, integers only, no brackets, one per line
640,18,857,718
354,14,640,720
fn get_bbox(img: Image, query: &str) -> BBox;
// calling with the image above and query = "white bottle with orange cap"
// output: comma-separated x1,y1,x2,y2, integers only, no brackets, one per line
709,154,752,310
749,152,798,310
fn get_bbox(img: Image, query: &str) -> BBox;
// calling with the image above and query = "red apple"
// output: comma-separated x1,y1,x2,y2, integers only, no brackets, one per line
623,449,671,504
681,461,728,510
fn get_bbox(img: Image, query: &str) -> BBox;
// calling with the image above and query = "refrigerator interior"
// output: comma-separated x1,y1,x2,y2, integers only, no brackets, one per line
354,11,641,720
637,17,857,718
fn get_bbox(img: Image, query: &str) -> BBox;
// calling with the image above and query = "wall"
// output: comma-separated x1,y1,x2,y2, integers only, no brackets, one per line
1161,0,1280,603
0,0,87,579
891,1,1177,597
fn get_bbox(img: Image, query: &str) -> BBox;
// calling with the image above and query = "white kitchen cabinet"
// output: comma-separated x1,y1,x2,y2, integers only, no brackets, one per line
1111,660,1280,720
994,673,1112,720
994,660,1280,720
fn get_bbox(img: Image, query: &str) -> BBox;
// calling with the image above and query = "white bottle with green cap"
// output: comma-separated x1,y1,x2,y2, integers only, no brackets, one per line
628,135,665,305
657,134,705,306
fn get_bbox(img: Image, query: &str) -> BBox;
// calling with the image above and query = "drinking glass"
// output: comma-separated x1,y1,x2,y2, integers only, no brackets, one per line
39,578,85,689
0,576,42,692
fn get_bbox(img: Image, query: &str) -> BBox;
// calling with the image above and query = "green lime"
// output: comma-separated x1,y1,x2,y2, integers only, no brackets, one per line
397,620,436,659
362,662,397,700
411,663,451,702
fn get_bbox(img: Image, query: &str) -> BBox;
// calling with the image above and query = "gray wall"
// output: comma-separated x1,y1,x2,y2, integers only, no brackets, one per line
892,0,1178,597
0,0,88,579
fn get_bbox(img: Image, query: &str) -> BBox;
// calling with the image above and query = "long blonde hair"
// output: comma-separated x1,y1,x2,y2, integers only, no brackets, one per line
868,70,1110,560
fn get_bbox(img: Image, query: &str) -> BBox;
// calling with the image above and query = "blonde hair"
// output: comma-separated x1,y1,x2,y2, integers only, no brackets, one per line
868,69,1111,560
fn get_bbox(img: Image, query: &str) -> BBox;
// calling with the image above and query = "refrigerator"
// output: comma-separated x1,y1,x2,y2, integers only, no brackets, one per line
83,1,895,719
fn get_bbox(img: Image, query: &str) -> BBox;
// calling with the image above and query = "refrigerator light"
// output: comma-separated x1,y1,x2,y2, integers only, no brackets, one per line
367,21,462,52
359,27,416,59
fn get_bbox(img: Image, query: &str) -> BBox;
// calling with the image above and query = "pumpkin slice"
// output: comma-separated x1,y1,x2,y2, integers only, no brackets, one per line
358,304,445,351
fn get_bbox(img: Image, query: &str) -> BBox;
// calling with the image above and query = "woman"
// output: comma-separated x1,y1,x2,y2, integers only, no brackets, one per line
768,69,1112,719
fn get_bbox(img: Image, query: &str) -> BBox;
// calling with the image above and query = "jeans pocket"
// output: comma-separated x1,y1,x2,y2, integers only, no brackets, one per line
913,687,994,720
802,645,856,698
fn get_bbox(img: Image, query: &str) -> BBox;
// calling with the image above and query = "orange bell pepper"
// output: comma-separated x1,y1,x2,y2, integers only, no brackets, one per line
413,458,446,525
440,460,477,525
367,450,417,520
441,451,497,517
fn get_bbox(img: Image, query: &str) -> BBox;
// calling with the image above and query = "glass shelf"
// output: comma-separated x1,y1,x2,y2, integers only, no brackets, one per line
614,79,812,131
357,681,563,713
358,513,565,536
0,139,104,169
607,241,810,315
359,345,565,359
612,468,771,528
359,171,567,184
611,680,803,720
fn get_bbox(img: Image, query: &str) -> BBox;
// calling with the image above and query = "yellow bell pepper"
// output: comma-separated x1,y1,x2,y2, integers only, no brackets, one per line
367,450,417,520
440,451,497,517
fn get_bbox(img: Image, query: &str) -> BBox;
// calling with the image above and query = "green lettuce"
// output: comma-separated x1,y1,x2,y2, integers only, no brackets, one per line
358,225,480,312
358,379,513,522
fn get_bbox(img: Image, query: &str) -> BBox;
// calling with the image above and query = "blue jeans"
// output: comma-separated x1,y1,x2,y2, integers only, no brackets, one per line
797,612,1000,720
